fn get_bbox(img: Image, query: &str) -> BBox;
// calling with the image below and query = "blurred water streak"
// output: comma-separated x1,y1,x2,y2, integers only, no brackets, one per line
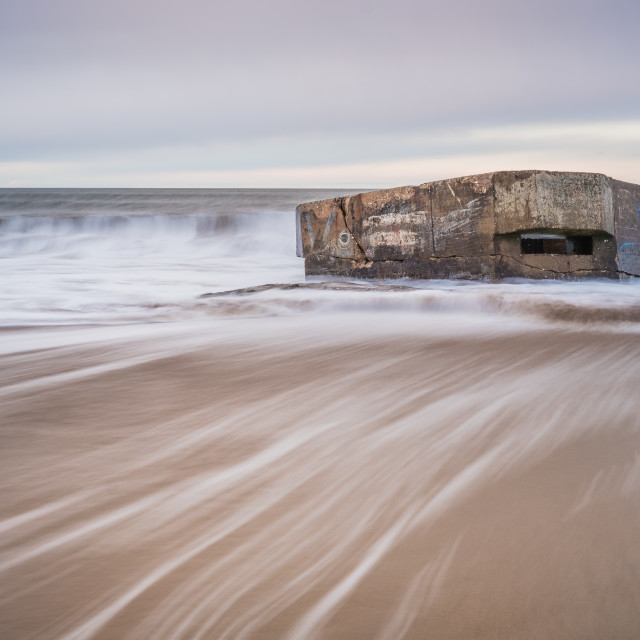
1,315,640,639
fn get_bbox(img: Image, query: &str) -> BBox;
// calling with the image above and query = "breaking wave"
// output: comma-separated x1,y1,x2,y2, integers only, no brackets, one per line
199,280,640,329
0,212,295,258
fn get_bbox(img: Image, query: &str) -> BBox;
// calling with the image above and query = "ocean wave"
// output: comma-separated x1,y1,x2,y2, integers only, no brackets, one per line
198,280,640,328
0,211,296,259
0,187,359,259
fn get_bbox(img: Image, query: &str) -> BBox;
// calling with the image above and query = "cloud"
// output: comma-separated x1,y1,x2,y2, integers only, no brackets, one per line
1,0,638,185
2,119,637,187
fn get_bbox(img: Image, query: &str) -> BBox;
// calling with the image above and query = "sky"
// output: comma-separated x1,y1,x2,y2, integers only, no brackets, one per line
1,0,638,187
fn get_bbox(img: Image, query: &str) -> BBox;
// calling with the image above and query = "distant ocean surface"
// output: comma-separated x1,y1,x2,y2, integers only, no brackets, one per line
2,187,640,327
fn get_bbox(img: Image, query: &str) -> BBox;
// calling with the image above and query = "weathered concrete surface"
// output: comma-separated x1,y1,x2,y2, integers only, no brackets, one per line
493,171,614,236
612,179,640,276
296,197,365,263
296,171,640,280
343,186,433,261
431,172,495,258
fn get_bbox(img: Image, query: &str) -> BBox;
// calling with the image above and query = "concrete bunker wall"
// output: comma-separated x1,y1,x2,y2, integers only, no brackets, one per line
612,179,640,276
492,171,618,278
296,171,640,280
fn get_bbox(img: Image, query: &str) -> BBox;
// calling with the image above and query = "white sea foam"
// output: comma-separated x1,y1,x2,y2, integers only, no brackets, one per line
0,189,305,325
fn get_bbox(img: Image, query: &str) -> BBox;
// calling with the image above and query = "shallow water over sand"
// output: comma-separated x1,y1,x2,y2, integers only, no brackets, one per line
2,314,640,639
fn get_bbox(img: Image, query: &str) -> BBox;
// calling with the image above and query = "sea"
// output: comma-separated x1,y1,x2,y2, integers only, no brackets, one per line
0,188,335,326
3,187,640,326
2,188,640,639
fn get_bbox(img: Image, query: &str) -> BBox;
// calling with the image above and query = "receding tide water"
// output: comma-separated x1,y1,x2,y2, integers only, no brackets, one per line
1,189,640,640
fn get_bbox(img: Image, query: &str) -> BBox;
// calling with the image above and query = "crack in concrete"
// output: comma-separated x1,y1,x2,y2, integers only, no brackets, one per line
489,253,619,275
339,199,371,261
428,186,436,255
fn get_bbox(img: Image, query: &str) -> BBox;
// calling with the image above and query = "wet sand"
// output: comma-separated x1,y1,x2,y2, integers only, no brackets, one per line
1,314,640,639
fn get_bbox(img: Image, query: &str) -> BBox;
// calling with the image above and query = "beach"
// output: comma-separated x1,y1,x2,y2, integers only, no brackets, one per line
2,311,640,639
2,188,640,638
